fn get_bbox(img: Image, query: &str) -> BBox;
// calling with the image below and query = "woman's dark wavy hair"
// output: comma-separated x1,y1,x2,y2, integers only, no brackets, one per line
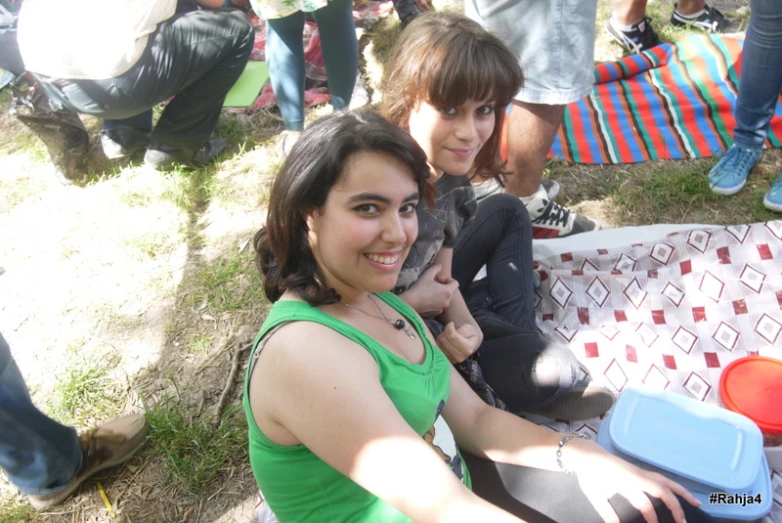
255,111,435,306
381,12,523,181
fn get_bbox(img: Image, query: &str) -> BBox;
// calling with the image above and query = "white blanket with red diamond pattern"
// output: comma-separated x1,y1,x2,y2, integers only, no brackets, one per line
533,222,782,522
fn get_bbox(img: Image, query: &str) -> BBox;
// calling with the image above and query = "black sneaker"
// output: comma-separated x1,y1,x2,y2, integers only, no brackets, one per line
101,126,151,160
606,15,661,54
670,3,727,33
10,77,89,184
143,138,228,170
527,196,601,239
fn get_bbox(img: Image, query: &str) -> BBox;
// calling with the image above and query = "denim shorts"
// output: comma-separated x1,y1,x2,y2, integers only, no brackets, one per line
464,0,598,105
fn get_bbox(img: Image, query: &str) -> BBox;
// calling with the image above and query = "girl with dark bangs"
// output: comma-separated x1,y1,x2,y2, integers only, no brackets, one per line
245,110,712,522
382,12,612,420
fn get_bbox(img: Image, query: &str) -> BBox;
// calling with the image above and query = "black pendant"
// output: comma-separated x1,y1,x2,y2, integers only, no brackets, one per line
393,319,406,330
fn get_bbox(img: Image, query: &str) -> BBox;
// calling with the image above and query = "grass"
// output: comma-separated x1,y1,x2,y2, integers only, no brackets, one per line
0,499,40,523
121,227,181,261
143,399,249,498
183,244,266,315
0,174,47,213
612,162,724,222
45,358,122,429
185,331,214,354
161,166,215,213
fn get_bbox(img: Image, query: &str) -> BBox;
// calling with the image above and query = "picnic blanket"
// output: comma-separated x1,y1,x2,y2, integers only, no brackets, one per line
545,34,782,165
534,221,782,521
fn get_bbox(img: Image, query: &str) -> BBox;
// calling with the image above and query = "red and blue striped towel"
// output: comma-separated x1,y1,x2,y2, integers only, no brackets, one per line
502,34,782,165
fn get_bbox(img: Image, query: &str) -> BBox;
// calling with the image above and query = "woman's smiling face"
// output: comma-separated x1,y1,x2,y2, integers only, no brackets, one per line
306,150,420,300
407,98,495,178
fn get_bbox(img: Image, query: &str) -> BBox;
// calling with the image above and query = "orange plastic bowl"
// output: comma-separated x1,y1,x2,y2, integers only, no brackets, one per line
720,357,782,438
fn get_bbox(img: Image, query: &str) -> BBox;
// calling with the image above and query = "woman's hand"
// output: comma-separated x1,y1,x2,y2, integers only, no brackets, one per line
400,264,459,317
571,440,700,523
436,321,482,363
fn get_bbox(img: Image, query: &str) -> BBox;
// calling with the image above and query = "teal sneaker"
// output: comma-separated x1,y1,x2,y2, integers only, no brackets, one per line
763,174,782,212
708,146,764,195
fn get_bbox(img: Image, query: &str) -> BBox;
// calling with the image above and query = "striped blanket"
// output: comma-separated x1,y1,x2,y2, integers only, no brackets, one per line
536,34,782,165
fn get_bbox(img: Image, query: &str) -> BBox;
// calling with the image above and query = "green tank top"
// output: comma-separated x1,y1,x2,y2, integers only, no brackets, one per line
243,292,472,522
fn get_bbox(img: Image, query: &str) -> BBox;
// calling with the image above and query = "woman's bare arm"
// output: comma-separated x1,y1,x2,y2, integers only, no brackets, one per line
248,322,523,523
442,368,697,523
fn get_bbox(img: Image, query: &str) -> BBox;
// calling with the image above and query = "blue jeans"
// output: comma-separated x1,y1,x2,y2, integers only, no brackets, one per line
733,0,782,150
0,334,82,496
265,0,358,131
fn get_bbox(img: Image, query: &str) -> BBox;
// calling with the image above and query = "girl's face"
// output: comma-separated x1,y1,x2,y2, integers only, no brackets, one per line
407,98,495,178
306,151,420,301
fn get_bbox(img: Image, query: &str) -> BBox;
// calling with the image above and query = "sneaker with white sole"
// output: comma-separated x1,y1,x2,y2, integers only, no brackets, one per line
27,414,150,510
670,3,727,33
763,174,782,212
524,380,615,421
708,145,764,195
526,189,600,239
606,15,661,54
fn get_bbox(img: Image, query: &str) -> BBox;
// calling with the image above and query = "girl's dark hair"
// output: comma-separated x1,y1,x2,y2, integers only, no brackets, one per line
381,12,523,181
254,111,435,305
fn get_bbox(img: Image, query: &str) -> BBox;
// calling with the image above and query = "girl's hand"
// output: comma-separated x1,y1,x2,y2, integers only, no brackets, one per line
401,264,459,317
436,322,482,363
571,440,700,523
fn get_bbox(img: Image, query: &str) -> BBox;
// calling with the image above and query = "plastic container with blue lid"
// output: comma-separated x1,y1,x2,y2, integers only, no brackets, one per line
608,386,764,491
597,415,773,520
597,386,772,521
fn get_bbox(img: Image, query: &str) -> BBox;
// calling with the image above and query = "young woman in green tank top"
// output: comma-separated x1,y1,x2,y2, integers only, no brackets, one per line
244,111,710,523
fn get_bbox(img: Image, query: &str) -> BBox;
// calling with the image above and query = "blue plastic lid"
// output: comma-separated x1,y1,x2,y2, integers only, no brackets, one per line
597,417,773,520
608,386,764,491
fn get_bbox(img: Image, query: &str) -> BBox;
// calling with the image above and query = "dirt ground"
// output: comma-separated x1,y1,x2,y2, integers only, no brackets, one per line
0,0,759,521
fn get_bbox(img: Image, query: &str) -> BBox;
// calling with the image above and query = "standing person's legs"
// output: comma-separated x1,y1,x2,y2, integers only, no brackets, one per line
463,453,718,523
312,0,358,112
0,333,83,498
733,0,782,151
611,0,649,26
266,11,307,131
465,0,600,238
505,103,565,201
0,30,25,76
708,0,782,199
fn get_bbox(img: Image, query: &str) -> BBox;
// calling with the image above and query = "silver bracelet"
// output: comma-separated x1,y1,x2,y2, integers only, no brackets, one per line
556,432,588,475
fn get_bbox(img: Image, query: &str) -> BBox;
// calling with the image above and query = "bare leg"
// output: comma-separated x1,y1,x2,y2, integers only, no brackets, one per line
676,0,706,16
503,101,564,198
612,0,648,26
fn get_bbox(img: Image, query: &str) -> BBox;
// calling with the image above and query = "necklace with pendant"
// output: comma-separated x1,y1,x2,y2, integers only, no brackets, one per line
341,295,417,340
